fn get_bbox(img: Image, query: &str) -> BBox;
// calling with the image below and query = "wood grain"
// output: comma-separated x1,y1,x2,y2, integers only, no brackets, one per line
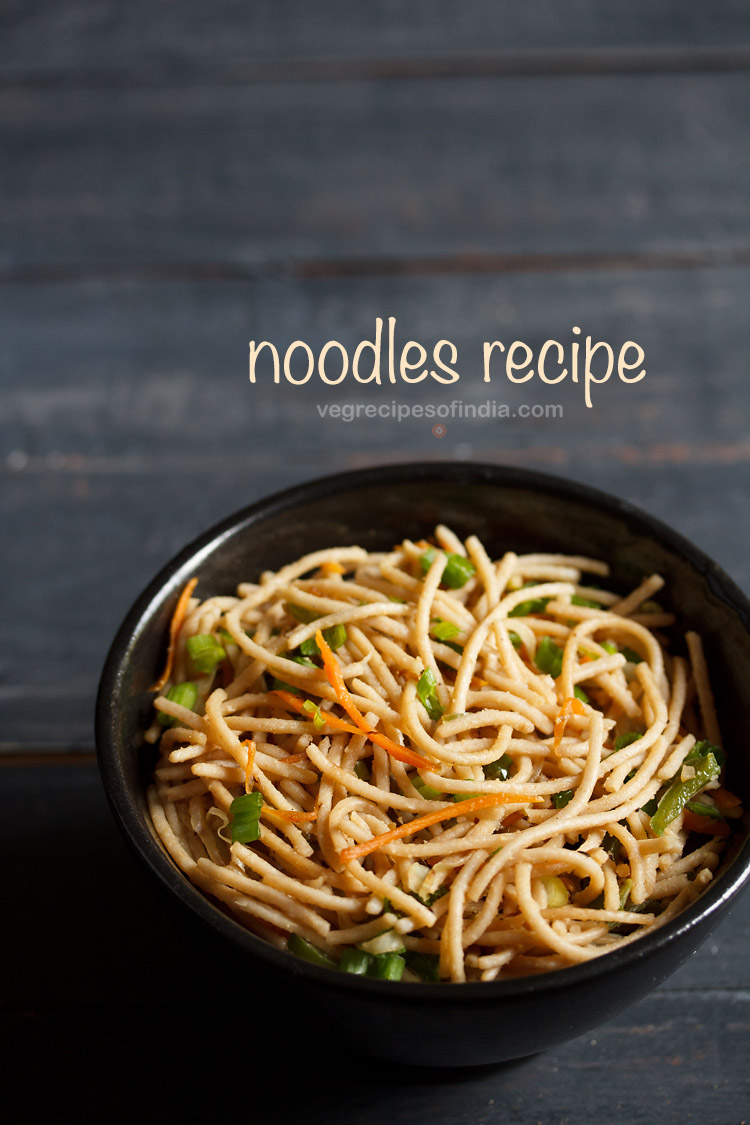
3,74,750,270
3,0,749,82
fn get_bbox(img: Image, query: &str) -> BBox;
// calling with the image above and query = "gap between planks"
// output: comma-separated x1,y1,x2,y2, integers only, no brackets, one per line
2,247,750,286
2,46,750,90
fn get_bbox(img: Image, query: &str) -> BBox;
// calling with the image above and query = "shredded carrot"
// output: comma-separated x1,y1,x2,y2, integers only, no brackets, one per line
149,576,199,692
314,630,434,769
243,739,256,793
315,629,372,732
279,752,308,764
272,689,362,737
682,809,731,838
712,786,742,811
263,806,318,824
553,696,587,755
320,561,345,576
340,792,541,863
273,687,433,771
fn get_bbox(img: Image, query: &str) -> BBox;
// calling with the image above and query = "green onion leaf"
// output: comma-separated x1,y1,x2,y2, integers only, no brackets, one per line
453,792,482,802
229,790,263,843
370,952,406,981
535,637,563,678
685,800,725,821
614,731,642,752
484,753,513,781
419,547,476,589
302,699,326,731
508,631,522,650
287,932,338,969
552,789,574,809
407,771,443,800
621,646,643,664
416,667,444,721
600,641,618,655
339,948,373,975
186,633,227,674
573,685,590,704
157,681,198,726
508,596,551,618
299,624,348,657
430,618,461,642
405,951,441,982
602,832,620,858
284,603,322,624
287,652,318,667
686,739,725,769
218,628,236,646
354,760,371,782
270,677,302,695
571,595,603,608
650,752,721,836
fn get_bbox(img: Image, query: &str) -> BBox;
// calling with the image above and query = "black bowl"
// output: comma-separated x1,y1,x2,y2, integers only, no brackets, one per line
96,462,750,1067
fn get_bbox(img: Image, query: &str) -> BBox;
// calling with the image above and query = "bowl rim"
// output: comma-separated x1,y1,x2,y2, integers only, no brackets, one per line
96,459,750,1003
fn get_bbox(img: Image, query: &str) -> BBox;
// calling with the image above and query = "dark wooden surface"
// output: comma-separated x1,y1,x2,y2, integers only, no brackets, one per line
3,5,750,1121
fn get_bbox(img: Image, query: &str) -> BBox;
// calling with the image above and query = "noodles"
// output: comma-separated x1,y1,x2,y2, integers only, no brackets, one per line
144,530,742,982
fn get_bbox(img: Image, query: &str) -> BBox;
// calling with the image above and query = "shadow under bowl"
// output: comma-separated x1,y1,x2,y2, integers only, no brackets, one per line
96,461,750,1067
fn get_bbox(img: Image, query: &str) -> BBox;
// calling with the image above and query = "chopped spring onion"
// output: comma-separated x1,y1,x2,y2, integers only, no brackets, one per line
453,791,482,802
302,699,326,731
542,875,569,907
686,739,725,769
411,884,449,908
229,790,263,843
371,952,406,981
573,685,590,704
287,652,318,667
339,948,373,975
484,753,513,781
614,731,642,751
408,771,443,800
299,624,347,656
270,677,302,695
284,602,322,624
186,633,227,674
600,641,618,654
430,617,464,654
405,951,441,982
217,627,236,646
416,667,444,720
419,547,477,589
621,646,643,664
650,750,721,836
359,930,407,956
535,636,563,678
354,760,371,782
552,788,574,809
157,681,198,726
287,932,338,969
571,594,603,608
508,596,551,618
508,630,522,649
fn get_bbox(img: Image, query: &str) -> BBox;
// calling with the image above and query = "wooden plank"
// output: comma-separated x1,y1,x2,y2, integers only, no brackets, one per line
2,992,749,1123
2,73,750,270
2,1,749,82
